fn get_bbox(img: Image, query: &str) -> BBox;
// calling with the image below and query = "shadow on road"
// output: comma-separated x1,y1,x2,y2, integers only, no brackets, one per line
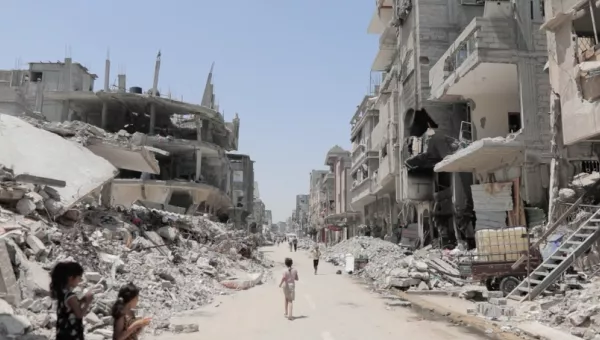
289,315,308,321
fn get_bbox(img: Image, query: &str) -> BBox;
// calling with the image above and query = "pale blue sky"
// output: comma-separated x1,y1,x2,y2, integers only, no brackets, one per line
1,0,377,222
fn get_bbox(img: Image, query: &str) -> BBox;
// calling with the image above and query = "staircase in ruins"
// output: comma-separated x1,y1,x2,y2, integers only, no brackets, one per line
507,207,600,302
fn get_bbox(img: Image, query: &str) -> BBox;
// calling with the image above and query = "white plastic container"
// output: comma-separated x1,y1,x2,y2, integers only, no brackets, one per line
345,253,355,273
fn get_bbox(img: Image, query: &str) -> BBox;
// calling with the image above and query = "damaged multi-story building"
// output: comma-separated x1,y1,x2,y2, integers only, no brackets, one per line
0,54,246,222
294,194,309,231
308,170,331,231
360,0,566,248
227,153,255,225
542,0,600,205
324,146,360,241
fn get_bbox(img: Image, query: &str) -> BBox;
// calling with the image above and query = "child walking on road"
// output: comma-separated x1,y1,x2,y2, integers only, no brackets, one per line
279,257,299,320
311,244,321,275
112,283,151,340
50,261,93,340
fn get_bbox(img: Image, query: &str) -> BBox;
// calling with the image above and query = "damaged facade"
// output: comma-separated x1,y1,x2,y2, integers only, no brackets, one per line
322,146,360,242
0,54,255,225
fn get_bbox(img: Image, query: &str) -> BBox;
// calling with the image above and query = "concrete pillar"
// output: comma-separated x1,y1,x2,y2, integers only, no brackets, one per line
101,103,108,129
149,104,156,134
34,81,44,113
101,57,111,129
195,149,203,182
149,51,161,135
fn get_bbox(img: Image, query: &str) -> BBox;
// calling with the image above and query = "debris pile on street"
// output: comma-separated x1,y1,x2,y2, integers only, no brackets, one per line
323,237,465,290
0,200,273,340
512,275,600,338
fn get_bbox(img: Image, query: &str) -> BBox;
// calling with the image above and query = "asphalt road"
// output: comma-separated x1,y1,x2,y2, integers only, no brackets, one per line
148,244,485,340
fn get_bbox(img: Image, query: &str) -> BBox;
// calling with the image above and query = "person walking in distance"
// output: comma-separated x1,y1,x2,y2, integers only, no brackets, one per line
311,244,321,275
288,238,293,252
279,257,299,320
293,237,298,252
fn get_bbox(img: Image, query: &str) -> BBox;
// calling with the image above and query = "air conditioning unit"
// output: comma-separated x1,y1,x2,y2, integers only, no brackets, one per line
460,0,485,5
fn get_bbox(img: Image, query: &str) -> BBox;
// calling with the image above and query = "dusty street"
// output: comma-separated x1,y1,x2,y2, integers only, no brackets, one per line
149,244,485,340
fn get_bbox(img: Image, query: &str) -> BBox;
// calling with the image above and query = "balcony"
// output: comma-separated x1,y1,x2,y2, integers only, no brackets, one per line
370,121,384,151
350,177,376,208
372,26,398,71
367,0,394,35
351,139,378,171
428,17,518,102
350,106,378,138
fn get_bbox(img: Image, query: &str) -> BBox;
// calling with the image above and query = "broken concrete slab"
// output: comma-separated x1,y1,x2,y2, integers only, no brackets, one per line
13,174,66,188
0,314,31,335
19,259,50,297
86,142,162,174
0,114,118,214
0,240,21,306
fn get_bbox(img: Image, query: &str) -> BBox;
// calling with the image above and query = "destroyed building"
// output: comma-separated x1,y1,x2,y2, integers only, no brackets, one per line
0,55,243,221
227,153,255,225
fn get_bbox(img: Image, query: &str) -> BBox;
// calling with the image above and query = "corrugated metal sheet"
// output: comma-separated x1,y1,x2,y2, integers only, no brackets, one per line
471,183,514,212
475,211,507,231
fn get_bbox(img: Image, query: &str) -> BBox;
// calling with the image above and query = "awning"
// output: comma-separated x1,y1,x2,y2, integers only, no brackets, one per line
434,138,524,173
324,211,361,222
326,225,343,232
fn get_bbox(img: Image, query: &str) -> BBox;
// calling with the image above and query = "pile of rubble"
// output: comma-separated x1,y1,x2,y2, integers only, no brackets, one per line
513,275,600,338
0,191,272,340
323,237,465,290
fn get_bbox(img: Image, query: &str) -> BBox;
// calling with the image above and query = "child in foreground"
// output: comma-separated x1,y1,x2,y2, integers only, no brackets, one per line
279,257,299,320
111,282,151,340
50,261,93,340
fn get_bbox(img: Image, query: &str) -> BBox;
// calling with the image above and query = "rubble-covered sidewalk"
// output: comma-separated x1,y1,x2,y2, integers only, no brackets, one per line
321,237,466,291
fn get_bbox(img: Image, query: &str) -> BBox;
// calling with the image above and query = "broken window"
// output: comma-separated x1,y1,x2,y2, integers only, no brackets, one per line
381,144,388,159
508,112,521,133
31,72,43,82
573,1,600,63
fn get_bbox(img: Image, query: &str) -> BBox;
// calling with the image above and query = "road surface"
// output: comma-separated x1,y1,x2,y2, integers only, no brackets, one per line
149,244,485,340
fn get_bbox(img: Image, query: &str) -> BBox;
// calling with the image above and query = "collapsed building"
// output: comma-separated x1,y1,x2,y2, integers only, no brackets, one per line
0,54,253,225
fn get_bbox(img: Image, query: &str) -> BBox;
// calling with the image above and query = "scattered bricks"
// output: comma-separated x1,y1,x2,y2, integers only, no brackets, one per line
0,187,25,202
15,198,36,215
483,290,504,299
477,302,516,319
25,235,46,257
489,298,507,306
84,312,102,326
85,272,103,283
19,299,33,309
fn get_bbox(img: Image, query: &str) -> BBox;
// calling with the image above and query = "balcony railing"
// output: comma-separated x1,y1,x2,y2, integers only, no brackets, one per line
429,17,516,100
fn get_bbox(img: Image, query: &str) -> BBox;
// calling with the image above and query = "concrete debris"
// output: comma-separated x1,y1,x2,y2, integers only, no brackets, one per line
0,201,273,339
515,275,600,338
322,237,465,291
0,114,118,216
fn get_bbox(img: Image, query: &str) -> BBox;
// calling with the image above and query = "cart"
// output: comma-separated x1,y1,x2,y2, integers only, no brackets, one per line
459,248,542,296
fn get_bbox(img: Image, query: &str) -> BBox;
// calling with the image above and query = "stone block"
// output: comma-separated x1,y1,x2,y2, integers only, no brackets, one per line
0,240,20,306
489,298,507,306
0,314,31,335
25,235,46,257
84,272,103,283
483,290,504,299
16,198,36,216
